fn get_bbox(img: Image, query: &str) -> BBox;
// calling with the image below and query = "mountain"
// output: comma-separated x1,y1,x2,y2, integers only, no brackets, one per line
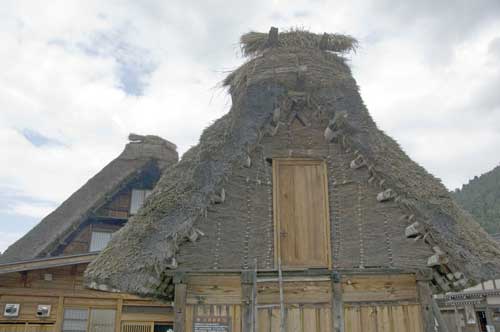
452,165,500,234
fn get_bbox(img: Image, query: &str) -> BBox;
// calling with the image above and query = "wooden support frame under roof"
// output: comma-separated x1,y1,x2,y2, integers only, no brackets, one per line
0,252,98,275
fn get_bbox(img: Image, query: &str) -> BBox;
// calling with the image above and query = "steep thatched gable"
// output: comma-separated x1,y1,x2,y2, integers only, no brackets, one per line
85,28,500,299
0,134,178,264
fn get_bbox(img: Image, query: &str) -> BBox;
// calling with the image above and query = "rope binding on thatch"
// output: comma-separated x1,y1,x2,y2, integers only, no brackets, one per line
240,27,358,57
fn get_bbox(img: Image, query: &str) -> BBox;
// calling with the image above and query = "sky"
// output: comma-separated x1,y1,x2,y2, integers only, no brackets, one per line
1,0,500,253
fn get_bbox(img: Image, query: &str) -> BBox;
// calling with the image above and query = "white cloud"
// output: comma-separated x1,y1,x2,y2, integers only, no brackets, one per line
3,202,56,220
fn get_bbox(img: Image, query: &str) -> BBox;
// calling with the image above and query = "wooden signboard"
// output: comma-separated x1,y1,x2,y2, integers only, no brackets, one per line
193,316,231,332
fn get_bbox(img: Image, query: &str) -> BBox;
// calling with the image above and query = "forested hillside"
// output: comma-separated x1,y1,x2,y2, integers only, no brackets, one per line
452,165,500,234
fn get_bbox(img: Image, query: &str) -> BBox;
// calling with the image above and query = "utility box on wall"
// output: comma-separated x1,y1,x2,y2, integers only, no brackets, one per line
3,304,20,317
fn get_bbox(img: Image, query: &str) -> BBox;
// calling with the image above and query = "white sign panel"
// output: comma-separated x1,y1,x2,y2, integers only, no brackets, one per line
465,305,477,324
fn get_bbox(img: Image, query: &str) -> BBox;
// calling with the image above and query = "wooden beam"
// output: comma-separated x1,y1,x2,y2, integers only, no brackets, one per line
332,272,344,332
267,27,279,46
174,274,187,332
115,298,123,332
453,306,462,332
417,280,436,332
431,297,450,332
418,278,450,332
241,271,255,332
0,253,98,274
0,286,154,300
54,296,64,332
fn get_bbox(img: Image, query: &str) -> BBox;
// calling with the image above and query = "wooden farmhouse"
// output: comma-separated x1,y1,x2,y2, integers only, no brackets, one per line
0,134,178,331
437,234,500,332
2,28,500,332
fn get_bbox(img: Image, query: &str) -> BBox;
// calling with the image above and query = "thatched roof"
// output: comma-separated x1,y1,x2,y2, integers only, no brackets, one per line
0,134,178,264
239,29,358,57
85,28,500,299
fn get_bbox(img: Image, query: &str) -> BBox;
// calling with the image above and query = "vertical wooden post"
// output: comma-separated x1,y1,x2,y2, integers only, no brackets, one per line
267,27,279,46
241,271,255,332
417,270,436,332
454,306,462,332
417,269,450,332
174,272,187,332
115,298,123,332
431,297,450,332
485,304,494,330
331,271,344,332
55,296,64,332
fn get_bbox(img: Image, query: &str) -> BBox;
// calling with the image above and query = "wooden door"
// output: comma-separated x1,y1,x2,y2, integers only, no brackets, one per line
273,159,330,268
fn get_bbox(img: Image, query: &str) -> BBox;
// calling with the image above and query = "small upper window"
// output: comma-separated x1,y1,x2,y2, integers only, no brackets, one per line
130,189,152,214
89,231,113,252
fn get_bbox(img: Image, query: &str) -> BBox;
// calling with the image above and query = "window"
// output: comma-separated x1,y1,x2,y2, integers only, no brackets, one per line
121,323,173,332
154,324,173,332
130,189,152,214
62,308,115,332
273,159,331,268
89,309,115,332
89,231,113,252
63,309,88,332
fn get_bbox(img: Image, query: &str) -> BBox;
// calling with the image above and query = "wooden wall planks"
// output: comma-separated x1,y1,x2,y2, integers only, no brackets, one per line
342,274,418,303
257,306,331,332
344,304,423,332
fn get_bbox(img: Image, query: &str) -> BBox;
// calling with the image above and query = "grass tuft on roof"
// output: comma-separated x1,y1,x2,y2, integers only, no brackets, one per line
240,28,358,57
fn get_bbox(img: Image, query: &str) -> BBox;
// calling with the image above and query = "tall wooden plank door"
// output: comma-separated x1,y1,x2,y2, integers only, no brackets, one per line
273,159,330,268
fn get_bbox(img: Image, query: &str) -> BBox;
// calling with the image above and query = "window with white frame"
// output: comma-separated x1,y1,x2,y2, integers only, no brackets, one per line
89,231,113,252
130,189,152,214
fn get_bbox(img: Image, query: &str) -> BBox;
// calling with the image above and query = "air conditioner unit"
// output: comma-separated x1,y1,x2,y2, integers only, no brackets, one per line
36,305,51,318
4,304,20,317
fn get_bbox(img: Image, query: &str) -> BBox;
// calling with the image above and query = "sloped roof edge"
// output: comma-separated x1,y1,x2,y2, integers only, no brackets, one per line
0,134,178,264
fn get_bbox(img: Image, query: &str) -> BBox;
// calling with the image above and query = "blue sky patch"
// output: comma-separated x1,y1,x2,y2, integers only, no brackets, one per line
20,129,65,148
77,29,157,96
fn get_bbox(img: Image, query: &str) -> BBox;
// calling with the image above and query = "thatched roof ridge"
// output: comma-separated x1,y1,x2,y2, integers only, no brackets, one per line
85,28,500,298
0,134,178,264
240,28,358,57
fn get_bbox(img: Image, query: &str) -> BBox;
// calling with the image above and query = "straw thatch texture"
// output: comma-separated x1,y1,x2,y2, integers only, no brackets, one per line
85,29,500,299
240,29,358,57
0,136,178,264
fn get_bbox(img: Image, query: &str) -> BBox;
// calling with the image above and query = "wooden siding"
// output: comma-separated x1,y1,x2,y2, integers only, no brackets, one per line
0,264,172,328
186,275,242,305
273,159,330,269
181,272,424,332
344,304,423,332
257,279,331,304
341,274,419,303
257,306,332,332
0,324,54,332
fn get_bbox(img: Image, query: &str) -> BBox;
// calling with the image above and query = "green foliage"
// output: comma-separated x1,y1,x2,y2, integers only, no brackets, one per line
452,165,500,234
